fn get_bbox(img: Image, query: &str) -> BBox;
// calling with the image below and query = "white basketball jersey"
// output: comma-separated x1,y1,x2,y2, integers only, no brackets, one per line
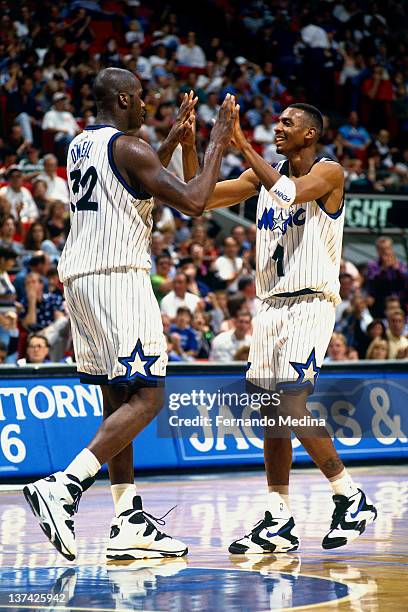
256,157,344,304
58,125,154,283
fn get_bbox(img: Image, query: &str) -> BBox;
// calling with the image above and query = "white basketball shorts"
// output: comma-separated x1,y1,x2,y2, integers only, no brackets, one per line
64,268,167,385
247,293,335,392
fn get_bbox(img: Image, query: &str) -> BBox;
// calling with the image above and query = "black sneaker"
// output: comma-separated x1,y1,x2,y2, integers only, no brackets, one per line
322,488,377,550
229,512,300,554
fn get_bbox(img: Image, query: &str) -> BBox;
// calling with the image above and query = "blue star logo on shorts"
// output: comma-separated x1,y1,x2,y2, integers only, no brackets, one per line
289,348,320,387
118,339,159,381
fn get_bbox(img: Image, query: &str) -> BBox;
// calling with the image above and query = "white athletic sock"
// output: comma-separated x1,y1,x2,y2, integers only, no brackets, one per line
111,483,136,516
64,448,101,483
268,485,290,511
116,484,138,516
329,469,359,497
267,491,291,518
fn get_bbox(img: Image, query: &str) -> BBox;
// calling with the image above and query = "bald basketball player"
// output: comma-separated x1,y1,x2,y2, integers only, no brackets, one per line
24,68,237,562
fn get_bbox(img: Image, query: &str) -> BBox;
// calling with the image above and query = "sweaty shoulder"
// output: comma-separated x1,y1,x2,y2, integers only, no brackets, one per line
109,133,157,199
113,133,155,165
312,157,344,185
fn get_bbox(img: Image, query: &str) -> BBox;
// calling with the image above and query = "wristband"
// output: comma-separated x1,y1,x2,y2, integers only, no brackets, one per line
269,175,296,209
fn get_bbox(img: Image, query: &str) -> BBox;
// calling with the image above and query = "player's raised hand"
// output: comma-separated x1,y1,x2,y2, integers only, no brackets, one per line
210,94,239,148
231,105,247,150
166,90,198,145
180,111,196,148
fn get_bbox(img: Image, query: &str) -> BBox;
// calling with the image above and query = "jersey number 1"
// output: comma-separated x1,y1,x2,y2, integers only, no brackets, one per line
272,244,284,277
70,167,98,212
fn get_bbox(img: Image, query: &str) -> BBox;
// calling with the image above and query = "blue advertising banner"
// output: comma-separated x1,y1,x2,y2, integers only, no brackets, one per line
0,364,407,478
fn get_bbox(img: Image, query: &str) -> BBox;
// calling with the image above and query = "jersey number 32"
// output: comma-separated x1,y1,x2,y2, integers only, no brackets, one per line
70,167,98,212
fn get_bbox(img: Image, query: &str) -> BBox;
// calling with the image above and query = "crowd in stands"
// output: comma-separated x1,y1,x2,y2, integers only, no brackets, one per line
0,0,407,366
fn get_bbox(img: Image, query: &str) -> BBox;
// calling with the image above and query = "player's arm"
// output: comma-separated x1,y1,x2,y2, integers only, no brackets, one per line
205,168,259,210
181,113,199,181
232,111,344,213
156,91,198,168
115,96,238,217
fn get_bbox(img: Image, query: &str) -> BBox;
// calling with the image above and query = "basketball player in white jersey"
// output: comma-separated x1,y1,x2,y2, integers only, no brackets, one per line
207,103,377,552
23,68,238,561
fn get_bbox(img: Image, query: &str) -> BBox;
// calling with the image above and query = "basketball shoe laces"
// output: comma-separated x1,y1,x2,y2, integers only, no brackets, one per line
119,504,178,540
245,512,278,538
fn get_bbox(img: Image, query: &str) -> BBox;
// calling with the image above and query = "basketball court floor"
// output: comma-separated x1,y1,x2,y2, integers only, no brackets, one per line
0,465,407,611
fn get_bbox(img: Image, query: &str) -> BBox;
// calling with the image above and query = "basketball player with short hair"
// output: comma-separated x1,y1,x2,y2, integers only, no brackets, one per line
207,103,377,552
23,68,237,561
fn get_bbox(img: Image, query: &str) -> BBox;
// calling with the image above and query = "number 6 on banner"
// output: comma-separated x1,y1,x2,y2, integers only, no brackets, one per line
1,424,26,463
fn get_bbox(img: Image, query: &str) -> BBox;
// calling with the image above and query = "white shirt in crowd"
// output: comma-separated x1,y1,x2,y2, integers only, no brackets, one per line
42,109,80,137
36,173,69,204
210,329,252,361
160,290,201,318
176,43,206,68
198,103,220,125
301,24,329,49
214,255,243,293
253,123,277,144
0,185,38,222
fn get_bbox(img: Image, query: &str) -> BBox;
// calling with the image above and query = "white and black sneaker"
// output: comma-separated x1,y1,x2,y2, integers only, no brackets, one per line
229,512,300,554
322,488,377,550
106,495,188,561
23,472,90,561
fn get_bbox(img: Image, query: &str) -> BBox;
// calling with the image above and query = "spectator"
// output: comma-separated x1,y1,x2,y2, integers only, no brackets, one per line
210,311,252,362
365,236,407,317
18,147,44,179
220,293,247,332
231,224,250,256
341,294,373,358
366,337,389,360
0,215,23,255
125,20,144,46
325,332,348,362
180,257,210,297
44,200,69,238
160,272,201,319
338,111,371,156
23,222,48,253
253,110,277,146
0,166,38,222
385,309,408,359
192,311,214,359
0,311,19,363
0,247,17,311
169,307,198,358
150,232,165,274
238,276,258,317
361,65,394,132
17,332,50,365
197,92,219,127
42,93,80,163
176,31,206,68
335,272,354,327
20,272,69,361
150,254,173,304
13,252,50,302
32,179,53,216
366,319,387,344
165,333,185,362
36,154,69,205
213,237,244,293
